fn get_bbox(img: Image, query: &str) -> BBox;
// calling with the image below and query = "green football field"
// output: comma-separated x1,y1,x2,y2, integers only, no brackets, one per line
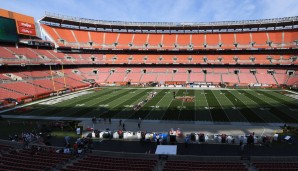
2,88,298,123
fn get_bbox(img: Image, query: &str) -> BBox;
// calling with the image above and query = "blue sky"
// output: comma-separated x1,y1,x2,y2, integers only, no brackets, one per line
1,0,298,22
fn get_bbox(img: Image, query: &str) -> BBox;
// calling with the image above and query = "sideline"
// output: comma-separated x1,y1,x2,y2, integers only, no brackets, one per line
0,87,95,114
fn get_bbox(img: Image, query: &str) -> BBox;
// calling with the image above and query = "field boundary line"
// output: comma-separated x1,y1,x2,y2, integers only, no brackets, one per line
0,87,95,114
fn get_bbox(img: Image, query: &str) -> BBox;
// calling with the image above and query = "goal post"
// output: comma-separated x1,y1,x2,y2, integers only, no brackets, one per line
49,64,68,94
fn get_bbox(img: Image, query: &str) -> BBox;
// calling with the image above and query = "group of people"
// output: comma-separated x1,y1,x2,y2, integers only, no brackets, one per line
63,136,93,154
9,131,46,149
119,117,142,131
92,116,111,124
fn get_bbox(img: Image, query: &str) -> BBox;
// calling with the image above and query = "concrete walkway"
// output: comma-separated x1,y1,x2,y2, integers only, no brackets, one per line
0,115,287,138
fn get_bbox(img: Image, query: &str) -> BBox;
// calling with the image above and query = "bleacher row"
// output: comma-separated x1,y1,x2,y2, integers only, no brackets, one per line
62,155,157,171
1,144,298,171
0,46,297,65
0,144,75,171
0,67,296,100
41,24,298,49
68,67,296,85
0,68,89,100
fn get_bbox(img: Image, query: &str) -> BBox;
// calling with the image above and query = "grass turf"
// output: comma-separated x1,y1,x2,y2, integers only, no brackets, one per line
2,88,298,123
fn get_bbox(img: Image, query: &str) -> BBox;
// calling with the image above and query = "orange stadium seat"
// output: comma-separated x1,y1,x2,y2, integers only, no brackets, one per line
126,55,142,64
255,73,276,84
41,24,64,46
0,87,27,100
162,34,177,49
206,73,221,83
283,31,298,47
206,33,220,48
253,55,271,65
156,73,172,82
104,32,118,48
222,74,239,84
191,55,205,64
221,55,237,64
189,72,205,82
0,46,17,58
89,31,104,48
235,32,251,48
251,32,269,48
140,73,157,82
191,34,205,49
177,34,191,46
176,55,190,64
268,31,283,47
146,55,160,64
147,34,162,48
237,55,253,64
159,55,174,64
55,27,77,43
238,71,258,84
172,73,188,81
73,29,89,44
221,33,236,49
124,72,142,82
117,33,133,49
132,33,148,48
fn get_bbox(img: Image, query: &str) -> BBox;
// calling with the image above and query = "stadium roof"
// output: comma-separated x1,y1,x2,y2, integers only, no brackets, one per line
40,12,298,32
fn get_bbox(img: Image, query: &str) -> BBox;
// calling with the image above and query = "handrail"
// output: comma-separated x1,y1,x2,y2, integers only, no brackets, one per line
43,11,298,27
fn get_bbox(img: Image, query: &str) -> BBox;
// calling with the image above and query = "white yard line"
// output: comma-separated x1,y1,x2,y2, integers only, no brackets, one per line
178,98,184,120
160,99,174,120
0,87,95,114
220,90,248,122
210,90,232,122
114,90,157,119
83,89,146,118
144,90,172,119
261,127,266,137
231,90,278,123
285,90,298,95
202,90,213,121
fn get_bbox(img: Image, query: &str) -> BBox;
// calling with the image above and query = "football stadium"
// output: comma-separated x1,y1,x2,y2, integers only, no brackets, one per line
0,1,298,170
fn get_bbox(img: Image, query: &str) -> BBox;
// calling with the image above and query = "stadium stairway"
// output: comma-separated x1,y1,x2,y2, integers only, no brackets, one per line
52,27,62,41
70,30,79,47
284,76,291,85
272,74,279,85
139,73,144,82
187,72,190,82
253,73,259,84
236,73,241,83
155,73,159,82
104,73,111,82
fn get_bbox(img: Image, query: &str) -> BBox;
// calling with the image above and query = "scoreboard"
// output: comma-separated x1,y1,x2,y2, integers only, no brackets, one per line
0,16,18,42
0,8,36,37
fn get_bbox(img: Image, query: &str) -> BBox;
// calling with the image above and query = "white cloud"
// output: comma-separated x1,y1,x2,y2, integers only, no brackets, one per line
259,0,298,18
0,0,297,22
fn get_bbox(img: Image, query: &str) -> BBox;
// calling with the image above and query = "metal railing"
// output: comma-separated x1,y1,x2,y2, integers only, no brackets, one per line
44,11,298,27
